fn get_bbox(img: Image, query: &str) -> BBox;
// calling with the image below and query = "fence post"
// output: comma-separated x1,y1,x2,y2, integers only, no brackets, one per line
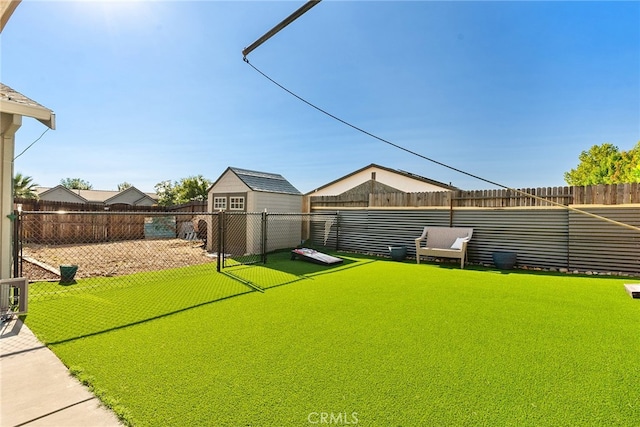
449,197,454,227
261,211,268,264
12,209,20,278
336,211,340,251
217,211,223,272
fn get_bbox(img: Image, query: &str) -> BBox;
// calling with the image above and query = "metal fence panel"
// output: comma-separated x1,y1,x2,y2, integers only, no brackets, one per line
334,208,569,267
568,207,640,274
335,209,450,256
452,208,569,268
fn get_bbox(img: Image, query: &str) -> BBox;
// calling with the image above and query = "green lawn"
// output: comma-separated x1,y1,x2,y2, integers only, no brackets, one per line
25,253,640,426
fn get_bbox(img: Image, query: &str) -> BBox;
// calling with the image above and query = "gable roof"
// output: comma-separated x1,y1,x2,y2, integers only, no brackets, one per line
104,186,157,205
37,185,88,203
306,163,458,195
36,186,157,204
213,167,302,196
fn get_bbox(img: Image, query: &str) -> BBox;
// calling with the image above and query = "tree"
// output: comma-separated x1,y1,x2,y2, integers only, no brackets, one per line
60,178,93,190
154,175,212,206
154,180,178,206
564,142,640,185
117,182,133,191
175,175,211,204
13,173,39,199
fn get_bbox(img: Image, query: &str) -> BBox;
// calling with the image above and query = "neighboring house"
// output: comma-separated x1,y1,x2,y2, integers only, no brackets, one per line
205,167,303,254
35,185,158,207
306,163,458,197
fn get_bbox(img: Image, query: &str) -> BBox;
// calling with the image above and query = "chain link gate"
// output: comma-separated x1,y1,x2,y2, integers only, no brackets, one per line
216,211,341,269
219,212,265,268
218,211,340,269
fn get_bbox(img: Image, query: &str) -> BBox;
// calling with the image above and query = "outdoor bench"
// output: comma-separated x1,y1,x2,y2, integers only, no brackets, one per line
415,226,474,269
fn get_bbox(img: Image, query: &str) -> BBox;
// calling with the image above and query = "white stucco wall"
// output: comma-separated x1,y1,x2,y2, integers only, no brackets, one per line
310,166,451,196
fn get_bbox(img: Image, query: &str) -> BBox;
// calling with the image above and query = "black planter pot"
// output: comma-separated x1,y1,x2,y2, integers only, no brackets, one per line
388,246,407,261
60,265,78,283
492,252,517,270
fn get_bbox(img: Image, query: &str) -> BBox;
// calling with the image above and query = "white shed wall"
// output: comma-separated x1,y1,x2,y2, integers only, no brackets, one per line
250,192,302,213
247,192,303,253
207,171,250,212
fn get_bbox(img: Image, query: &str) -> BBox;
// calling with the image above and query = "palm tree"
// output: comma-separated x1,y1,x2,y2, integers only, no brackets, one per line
13,173,39,199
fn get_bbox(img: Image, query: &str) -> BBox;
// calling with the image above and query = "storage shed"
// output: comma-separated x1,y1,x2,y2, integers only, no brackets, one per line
206,167,303,254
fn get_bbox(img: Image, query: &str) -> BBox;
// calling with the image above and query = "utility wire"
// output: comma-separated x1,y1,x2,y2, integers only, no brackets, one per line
13,128,50,160
244,58,640,233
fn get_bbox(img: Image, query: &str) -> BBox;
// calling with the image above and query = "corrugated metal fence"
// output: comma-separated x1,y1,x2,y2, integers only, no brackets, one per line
326,206,640,274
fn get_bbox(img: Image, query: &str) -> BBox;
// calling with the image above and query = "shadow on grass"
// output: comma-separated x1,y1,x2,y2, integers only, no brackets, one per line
35,289,254,347
34,253,371,346
221,250,378,291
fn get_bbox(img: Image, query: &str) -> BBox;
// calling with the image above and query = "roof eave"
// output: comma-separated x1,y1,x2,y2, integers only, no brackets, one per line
0,99,56,129
0,0,21,33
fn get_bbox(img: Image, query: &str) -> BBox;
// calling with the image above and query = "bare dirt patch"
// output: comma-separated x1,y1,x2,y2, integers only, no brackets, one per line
22,239,216,280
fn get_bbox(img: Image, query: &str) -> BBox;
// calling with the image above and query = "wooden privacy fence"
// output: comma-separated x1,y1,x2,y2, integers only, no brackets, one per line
13,199,208,244
308,183,640,209
20,211,149,244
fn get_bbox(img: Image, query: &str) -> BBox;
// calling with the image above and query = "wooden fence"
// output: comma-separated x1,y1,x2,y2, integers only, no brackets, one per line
14,199,207,245
308,183,640,209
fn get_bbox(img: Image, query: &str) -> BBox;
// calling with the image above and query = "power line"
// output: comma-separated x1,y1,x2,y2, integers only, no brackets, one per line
243,58,640,233
13,127,50,160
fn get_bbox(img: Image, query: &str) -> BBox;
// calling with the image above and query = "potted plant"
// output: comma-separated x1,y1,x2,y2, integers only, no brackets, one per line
492,252,517,269
59,264,78,284
388,246,407,261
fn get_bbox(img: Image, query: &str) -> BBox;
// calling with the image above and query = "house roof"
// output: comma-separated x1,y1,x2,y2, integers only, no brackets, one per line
36,186,158,204
306,163,458,195
220,167,302,195
37,185,88,203
0,82,55,129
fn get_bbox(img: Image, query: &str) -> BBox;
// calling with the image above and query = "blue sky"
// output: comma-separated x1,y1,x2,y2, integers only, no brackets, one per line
2,1,639,193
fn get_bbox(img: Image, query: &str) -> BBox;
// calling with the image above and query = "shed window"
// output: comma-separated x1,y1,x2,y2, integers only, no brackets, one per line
230,197,245,210
213,197,227,210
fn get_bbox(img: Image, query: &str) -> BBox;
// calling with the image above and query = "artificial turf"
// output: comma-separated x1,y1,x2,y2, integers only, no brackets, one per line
24,253,640,426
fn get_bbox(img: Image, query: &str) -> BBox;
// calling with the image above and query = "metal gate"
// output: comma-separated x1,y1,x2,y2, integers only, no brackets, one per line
219,211,340,269
220,212,264,268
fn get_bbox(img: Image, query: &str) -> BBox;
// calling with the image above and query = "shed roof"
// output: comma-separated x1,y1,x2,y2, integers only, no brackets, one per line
226,167,302,195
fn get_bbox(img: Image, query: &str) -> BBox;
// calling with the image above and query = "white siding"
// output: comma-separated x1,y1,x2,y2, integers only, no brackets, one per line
246,192,303,253
39,188,85,203
108,189,154,206
207,171,251,211
310,166,451,196
212,172,249,192
250,192,302,213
